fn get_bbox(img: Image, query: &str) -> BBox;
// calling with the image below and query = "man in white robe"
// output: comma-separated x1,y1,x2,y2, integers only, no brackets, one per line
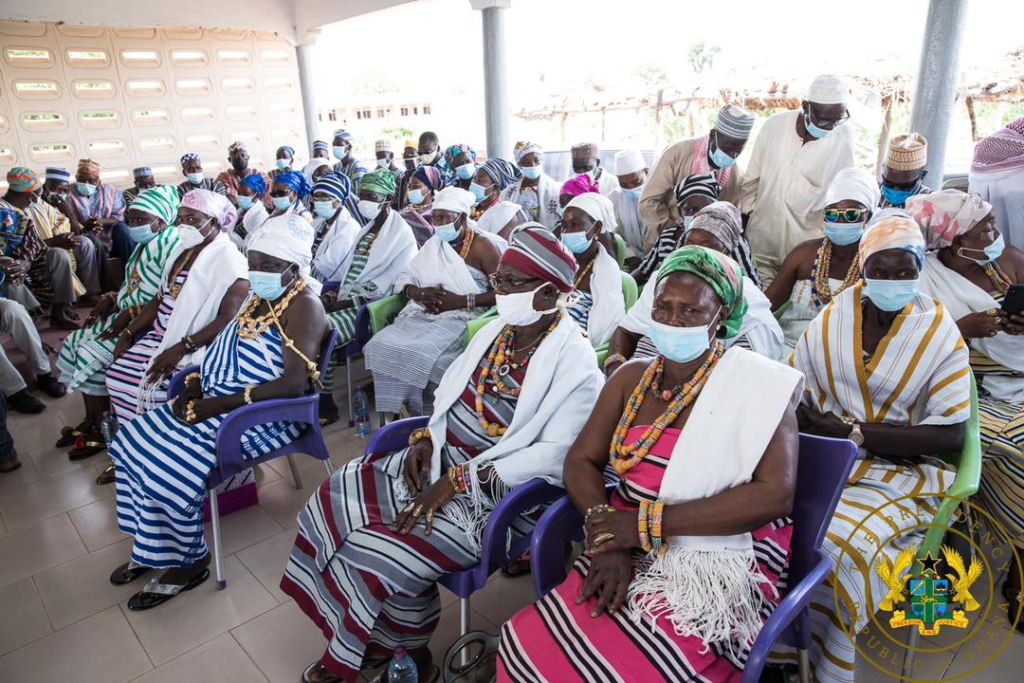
609,149,650,263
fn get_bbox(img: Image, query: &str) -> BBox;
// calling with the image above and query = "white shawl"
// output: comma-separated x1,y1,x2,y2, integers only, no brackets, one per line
319,209,416,297
610,187,646,257
501,174,562,231
629,348,803,651
919,252,1024,401
311,207,362,279
586,247,626,347
394,236,487,316
623,276,785,361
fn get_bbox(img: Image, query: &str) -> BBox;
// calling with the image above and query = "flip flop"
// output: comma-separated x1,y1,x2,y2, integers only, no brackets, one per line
126,568,210,611
109,561,152,586
56,425,84,448
96,461,116,485
69,436,106,461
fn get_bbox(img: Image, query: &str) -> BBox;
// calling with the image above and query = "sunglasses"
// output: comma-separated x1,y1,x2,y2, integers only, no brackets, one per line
824,208,868,223
882,179,921,191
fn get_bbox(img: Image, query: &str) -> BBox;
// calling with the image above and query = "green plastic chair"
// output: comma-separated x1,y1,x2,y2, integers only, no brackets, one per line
464,308,498,346
613,233,628,269
366,294,409,335
621,271,638,310
773,300,792,321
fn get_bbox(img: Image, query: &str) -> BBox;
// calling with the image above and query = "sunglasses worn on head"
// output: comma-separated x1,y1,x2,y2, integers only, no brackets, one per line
824,208,867,223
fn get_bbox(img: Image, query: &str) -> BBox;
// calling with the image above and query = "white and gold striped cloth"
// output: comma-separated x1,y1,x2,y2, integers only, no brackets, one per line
781,284,971,682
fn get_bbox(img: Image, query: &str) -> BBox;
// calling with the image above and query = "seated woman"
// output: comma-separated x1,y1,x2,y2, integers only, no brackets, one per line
789,216,970,682
606,202,784,374
558,194,627,346
444,143,478,190
498,247,802,682
633,173,760,288
108,218,327,610
105,190,249,425
282,226,603,683
364,187,502,416
314,170,417,425
269,144,296,182
500,141,561,230
230,174,269,250
765,167,880,350
268,170,313,223
477,200,528,242
470,157,521,220
309,172,359,260
56,186,181,474
911,189,1024,629
400,164,446,246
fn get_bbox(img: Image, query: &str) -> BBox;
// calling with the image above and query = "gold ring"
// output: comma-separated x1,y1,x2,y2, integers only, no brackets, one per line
402,503,415,514
425,509,434,523
592,532,615,547
413,504,424,517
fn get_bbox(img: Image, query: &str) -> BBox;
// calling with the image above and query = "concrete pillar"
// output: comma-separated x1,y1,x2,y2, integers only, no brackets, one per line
473,1,512,159
909,0,969,185
295,31,321,154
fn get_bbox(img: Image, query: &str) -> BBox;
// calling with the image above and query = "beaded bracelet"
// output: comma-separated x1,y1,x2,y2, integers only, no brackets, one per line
185,398,198,424
243,385,256,405
185,372,200,386
460,464,473,494
651,500,667,556
637,500,653,553
603,353,627,370
447,466,462,493
584,504,615,526
408,428,431,446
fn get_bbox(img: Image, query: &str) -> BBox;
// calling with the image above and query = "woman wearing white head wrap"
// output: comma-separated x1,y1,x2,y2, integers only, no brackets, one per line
478,200,528,242
502,140,562,231
765,166,878,350
105,211,328,610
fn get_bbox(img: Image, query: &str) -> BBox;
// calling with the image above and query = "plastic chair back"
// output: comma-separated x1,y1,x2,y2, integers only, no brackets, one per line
620,272,638,309
367,294,408,334
773,300,792,321
613,233,627,268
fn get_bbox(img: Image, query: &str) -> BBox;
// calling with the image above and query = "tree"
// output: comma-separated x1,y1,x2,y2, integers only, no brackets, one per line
687,41,721,74
634,64,669,92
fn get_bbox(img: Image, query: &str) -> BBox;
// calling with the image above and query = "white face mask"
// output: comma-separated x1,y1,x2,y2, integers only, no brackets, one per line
178,219,211,248
186,172,204,185
358,200,383,220
495,284,558,326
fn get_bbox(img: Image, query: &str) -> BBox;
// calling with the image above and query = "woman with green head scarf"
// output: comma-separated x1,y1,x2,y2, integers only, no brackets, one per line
500,244,804,681
56,185,182,476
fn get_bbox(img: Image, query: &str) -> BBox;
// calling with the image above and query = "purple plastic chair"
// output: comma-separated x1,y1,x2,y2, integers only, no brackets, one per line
530,433,857,683
366,417,565,639
167,328,339,590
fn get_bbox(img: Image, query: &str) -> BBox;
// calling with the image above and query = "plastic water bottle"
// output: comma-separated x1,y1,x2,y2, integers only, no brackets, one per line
100,411,119,447
353,387,371,438
387,647,417,683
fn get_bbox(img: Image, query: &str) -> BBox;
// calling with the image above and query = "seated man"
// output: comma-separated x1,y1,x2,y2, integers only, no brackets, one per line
609,148,650,266
66,158,134,267
0,297,66,413
879,133,931,209
571,142,618,197
331,129,369,189
176,153,228,199
607,202,783,373
1,167,91,328
789,215,970,682
282,226,603,683
107,217,327,610
364,187,501,416
499,246,802,682
765,167,880,350
216,141,270,205
122,167,157,209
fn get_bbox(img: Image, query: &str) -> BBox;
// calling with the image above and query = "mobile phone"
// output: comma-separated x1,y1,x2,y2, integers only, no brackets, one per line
1002,284,1024,316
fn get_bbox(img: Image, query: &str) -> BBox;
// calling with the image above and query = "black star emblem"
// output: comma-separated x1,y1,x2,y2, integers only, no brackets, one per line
919,552,942,574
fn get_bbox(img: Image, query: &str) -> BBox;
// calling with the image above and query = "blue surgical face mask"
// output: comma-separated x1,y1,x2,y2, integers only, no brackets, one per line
469,182,489,204
864,278,919,312
823,221,865,246
434,222,460,242
314,200,336,218
682,215,694,230
881,184,915,207
77,182,97,197
623,185,644,200
561,230,593,254
187,172,204,185
455,163,475,180
804,112,831,140
276,158,289,171
376,157,390,168
407,189,425,205
520,165,542,180
958,233,1005,265
129,223,157,244
249,270,291,301
710,143,737,169
647,313,719,363
333,145,348,160
272,196,292,211
237,195,254,210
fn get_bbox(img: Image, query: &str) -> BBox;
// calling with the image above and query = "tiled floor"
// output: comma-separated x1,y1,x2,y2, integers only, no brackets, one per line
1,360,1022,681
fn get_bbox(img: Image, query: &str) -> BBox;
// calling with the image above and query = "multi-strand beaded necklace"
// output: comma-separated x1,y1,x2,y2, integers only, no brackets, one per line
809,240,859,307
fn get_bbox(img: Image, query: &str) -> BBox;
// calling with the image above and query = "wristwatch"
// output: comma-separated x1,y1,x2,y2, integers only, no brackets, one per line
841,416,865,446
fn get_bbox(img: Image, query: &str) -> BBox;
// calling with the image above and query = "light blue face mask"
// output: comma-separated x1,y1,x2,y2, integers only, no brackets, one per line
623,185,644,200
187,172,204,185
435,222,460,242
864,278,919,312
129,223,157,244
520,165,542,180
455,163,475,180
804,113,831,139
560,230,593,254
682,215,694,230
237,195,254,210
272,196,292,211
333,146,348,160
249,269,291,301
959,234,1005,266
276,158,290,171
881,184,916,207
469,182,489,204
710,143,736,169
647,314,718,363
823,221,865,246
407,189,425,205
314,200,336,218
376,158,390,169
77,182,97,197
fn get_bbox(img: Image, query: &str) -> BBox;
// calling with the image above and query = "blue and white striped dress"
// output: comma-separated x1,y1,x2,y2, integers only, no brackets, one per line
109,318,304,568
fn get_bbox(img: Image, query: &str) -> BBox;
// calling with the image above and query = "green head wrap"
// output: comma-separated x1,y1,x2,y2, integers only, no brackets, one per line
131,185,180,226
655,245,748,339
360,169,396,197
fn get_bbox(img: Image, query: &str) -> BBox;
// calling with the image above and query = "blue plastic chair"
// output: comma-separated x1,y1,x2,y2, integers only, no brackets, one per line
321,280,373,427
167,328,339,590
366,417,565,638
530,434,857,683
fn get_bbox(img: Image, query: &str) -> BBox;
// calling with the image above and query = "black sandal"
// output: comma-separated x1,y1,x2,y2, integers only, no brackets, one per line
302,661,344,683
57,424,87,448
109,562,152,585
69,435,106,461
126,568,210,611
96,461,116,485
